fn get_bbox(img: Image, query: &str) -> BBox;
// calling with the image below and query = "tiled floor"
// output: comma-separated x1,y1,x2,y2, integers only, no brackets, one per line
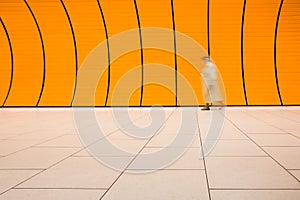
0,107,300,199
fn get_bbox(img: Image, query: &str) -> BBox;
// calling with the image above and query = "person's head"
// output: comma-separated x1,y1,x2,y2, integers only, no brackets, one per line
202,56,211,62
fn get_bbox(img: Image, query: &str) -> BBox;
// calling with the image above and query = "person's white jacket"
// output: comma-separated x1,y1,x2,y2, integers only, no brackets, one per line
202,61,217,86
201,61,222,103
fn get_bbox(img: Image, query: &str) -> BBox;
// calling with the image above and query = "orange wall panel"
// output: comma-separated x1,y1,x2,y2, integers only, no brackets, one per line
243,0,281,105
137,0,176,106
24,0,77,106
60,0,108,106
0,20,11,105
174,0,207,105
210,0,245,105
277,1,300,104
0,0,299,106
99,0,141,106
1,1,43,106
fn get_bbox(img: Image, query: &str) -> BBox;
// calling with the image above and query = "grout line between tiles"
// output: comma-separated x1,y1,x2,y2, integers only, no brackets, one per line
197,109,212,200
98,108,177,200
5,146,89,195
225,115,300,183
1,134,70,158
243,109,300,140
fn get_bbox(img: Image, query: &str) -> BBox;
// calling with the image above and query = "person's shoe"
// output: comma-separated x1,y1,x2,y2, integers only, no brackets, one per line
201,106,210,111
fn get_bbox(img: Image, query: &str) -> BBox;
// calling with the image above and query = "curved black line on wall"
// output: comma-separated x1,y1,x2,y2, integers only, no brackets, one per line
60,0,78,106
97,0,111,106
24,0,46,107
207,0,210,56
134,0,144,107
171,0,178,106
0,18,14,107
274,0,284,105
241,0,248,105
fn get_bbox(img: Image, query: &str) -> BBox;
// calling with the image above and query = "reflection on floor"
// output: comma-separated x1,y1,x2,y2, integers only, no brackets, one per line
0,107,300,200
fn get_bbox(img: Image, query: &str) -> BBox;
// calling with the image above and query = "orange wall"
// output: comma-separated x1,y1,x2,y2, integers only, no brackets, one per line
0,0,299,106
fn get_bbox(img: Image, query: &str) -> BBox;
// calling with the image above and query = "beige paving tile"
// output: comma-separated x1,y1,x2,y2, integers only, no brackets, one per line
94,112,125,134
0,125,35,135
146,134,200,148
72,148,93,157
244,110,300,131
35,135,83,148
80,139,147,157
0,140,41,156
225,111,285,134
128,147,204,170
289,170,300,181
206,157,300,189
199,116,247,139
0,189,105,200
8,132,64,142
73,150,135,170
211,190,300,200
205,140,266,157
248,134,300,146
106,130,142,140
250,110,300,130
102,170,209,200
263,147,300,169
287,129,300,138
202,122,248,140
0,133,22,140
0,147,79,169
17,157,121,189
267,107,300,122
237,122,285,134
0,170,41,194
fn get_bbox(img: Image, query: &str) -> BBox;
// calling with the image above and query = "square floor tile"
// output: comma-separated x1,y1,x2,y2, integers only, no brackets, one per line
225,112,285,134
244,110,300,131
73,150,135,170
146,134,200,148
199,118,248,140
0,134,21,140
101,170,209,200
206,157,300,189
211,190,300,200
0,189,105,200
0,170,41,194
0,147,79,169
263,109,294,118
237,122,285,134
205,140,266,157
106,130,139,140
248,134,300,147
17,157,121,189
84,139,148,157
8,132,64,141
128,147,204,170
0,125,35,135
263,147,300,169
35,135,83,148
0,140,41,156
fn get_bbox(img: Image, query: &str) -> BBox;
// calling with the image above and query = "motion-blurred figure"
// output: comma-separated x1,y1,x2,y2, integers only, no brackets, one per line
201,56,223,110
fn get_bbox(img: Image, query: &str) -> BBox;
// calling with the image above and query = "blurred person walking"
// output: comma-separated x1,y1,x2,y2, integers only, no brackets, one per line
201,56,223,110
